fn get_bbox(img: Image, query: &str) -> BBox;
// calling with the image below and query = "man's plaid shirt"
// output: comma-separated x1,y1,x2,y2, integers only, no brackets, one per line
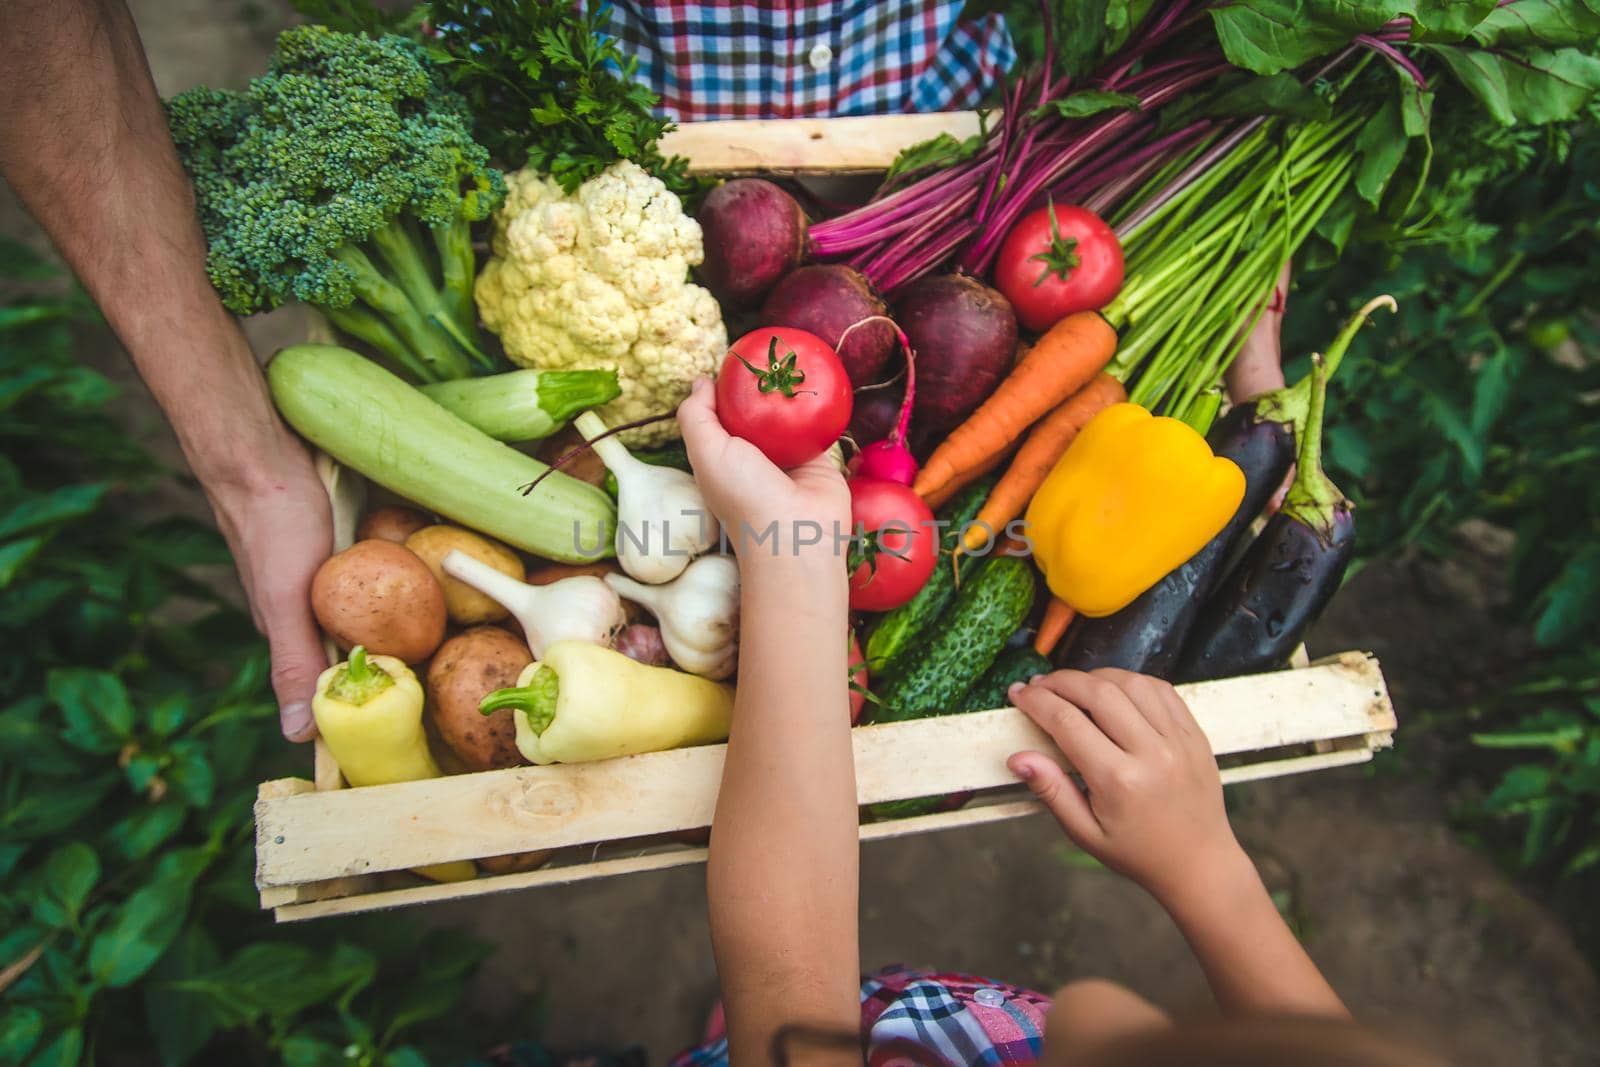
597,1,1016,120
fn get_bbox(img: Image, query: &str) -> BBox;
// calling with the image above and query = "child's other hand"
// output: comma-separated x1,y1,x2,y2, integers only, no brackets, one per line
1006,669,1248,907
677,378,850,564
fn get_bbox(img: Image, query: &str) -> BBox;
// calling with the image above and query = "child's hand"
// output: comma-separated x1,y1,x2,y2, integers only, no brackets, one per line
1006,669,1248,907
677,378,851,565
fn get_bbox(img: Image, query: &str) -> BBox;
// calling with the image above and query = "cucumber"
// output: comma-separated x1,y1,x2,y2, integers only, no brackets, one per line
864,476,994,673
868,791,973,821
268,344,615,561
420,368,620,442
876,555,1037,721
955,646,1053,713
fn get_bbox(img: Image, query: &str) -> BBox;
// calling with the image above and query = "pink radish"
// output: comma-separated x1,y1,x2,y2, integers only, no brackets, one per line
842,316,919,486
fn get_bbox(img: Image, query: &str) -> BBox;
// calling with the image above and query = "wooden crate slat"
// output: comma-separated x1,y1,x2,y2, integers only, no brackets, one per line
257,653,1393,891
658,112,982,173
268,733,1391,921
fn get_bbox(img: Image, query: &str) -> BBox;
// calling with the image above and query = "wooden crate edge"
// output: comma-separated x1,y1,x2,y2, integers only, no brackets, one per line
257,654,1395,894
269,737,1387,921
658,111,983,174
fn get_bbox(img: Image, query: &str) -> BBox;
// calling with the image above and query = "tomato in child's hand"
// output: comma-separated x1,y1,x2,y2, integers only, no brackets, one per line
848,629,869,724
717,327,853,469
846,477,937,612
994,204,1123,333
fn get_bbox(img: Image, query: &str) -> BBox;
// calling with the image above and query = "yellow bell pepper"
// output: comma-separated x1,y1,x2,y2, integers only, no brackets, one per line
481,642,733,765
1024,403,1245,617
312,648,475,883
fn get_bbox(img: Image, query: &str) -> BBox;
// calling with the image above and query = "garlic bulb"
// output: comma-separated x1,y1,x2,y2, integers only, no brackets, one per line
605,554,739,679
575,410,719,584
442,550,624,656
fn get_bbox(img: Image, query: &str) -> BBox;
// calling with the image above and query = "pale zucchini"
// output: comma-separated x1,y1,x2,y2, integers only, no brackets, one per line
269,344,615,561
420,368,620,441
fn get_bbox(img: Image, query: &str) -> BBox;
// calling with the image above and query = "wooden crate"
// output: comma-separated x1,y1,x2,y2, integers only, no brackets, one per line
255,113,1398,922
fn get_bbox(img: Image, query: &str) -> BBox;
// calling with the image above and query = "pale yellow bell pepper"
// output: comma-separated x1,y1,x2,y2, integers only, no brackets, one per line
312,648,475,883
481,641,733,765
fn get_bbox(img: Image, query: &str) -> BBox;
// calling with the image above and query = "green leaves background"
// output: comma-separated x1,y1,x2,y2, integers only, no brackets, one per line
0,241,490,1066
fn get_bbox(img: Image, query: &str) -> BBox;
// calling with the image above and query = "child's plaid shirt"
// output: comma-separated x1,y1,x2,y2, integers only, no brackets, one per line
595,1,1017,120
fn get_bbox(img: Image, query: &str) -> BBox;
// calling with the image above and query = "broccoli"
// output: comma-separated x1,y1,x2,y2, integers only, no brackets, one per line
166,25,505,382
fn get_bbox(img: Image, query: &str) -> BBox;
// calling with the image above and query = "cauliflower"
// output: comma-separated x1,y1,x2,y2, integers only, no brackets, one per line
475,161,726,445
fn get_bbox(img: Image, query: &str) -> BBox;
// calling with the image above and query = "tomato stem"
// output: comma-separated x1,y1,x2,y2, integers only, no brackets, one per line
734,336,815,397
1028,198,1081,287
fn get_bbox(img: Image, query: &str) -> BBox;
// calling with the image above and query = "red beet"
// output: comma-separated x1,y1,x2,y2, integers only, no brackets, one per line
761,265,896,387
895,274,1018,435
695,179,807,309
846,380,904,447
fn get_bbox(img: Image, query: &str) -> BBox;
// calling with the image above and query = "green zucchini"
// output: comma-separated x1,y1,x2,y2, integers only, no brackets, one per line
420,369,620,442
864,476,994,673
955,646,1053,713
268,344,615,561
876,555,1037,721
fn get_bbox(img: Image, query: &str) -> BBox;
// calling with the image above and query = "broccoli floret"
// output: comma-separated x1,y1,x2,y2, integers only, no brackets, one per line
166,26,506,382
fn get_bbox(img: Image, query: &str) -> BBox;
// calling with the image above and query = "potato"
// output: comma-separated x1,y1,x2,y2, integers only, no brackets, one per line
405,525,526,625
426,626,532,771
356,505,433,544
524,559,620,586
311,540,446,663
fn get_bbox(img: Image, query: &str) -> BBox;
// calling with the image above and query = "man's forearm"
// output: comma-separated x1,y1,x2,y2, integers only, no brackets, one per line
0,0,301,492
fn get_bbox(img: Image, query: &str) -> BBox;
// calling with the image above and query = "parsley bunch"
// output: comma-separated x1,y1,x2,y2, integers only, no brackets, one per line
293,0,704,198
424,1,701,195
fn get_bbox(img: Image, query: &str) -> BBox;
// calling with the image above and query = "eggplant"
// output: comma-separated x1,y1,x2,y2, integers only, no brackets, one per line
1175,353,1355,682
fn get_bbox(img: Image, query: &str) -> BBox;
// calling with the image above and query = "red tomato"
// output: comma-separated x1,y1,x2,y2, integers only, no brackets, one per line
848,629,869,724
847,477,937,612
717,327,853,468
994,204,1124,333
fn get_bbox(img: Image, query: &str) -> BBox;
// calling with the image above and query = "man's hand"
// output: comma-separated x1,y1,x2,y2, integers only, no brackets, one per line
1224,262,1291,404
208,454,332,742
1227,263,1294,512
0,2,337,742
1005,668,1247,906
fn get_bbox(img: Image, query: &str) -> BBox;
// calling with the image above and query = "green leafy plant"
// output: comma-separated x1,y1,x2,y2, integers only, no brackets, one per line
1456,650,1600,960
0,238,490,1066
423,1,702,196
1469,657,1600,878
1286,114,1600,963
290,0,707,199
1287,122,1600,649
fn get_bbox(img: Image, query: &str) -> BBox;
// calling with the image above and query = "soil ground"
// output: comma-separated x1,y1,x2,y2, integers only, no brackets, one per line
3,2,1597,1063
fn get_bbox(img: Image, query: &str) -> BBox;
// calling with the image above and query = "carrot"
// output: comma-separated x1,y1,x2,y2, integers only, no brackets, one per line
961,372,1126,553
1033,597,1076,657
913,311,1118,502
921,450,1006,511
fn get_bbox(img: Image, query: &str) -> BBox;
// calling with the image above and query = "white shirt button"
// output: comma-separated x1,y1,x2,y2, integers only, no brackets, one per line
809,42,833,71
974,988,1006,1007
